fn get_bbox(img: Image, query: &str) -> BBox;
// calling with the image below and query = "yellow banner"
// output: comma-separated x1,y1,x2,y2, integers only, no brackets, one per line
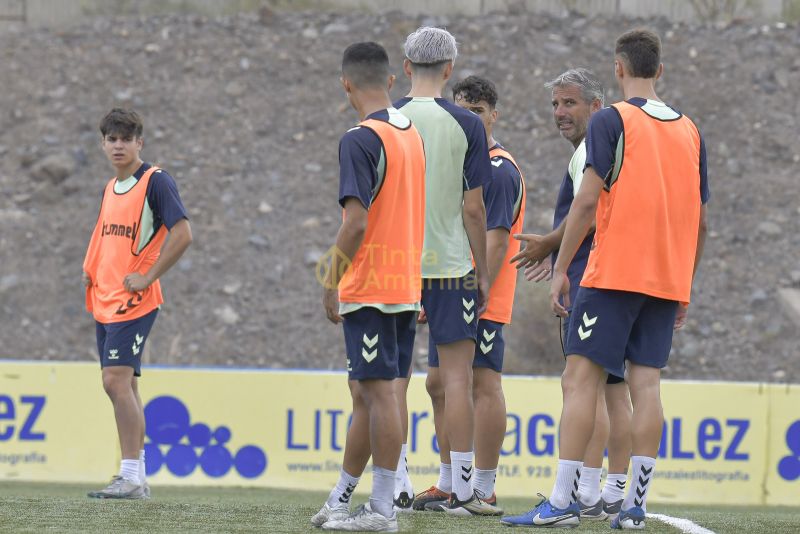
0,362,797,506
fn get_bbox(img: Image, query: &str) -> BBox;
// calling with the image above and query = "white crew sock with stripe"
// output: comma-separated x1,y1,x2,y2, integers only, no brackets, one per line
549,459,582,509
326,469,360,508
624,456,655,512
450,450,474,501
578,466,602,504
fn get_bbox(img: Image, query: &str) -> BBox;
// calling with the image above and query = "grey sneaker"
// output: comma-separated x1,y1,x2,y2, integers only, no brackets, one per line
603,498,624,519
87,476,146,499
311,501,349,527
444,492,504,517
143,482,151,499
579,498,609,520
322,503,398,532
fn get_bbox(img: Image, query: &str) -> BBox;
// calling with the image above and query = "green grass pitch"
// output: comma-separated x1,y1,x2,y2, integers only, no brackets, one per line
0,482,798,533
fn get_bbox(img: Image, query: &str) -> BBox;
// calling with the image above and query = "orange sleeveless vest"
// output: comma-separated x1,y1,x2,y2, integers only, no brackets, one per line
338,118,426,305
83,166,168,323
482,147,526,324
581,102,702,302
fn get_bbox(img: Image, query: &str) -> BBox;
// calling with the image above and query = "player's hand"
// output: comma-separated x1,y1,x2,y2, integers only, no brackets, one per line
417,308,428,324
323,288,342,324
524,256,553,282
475,271,490,317
123,272,151,293
82,271,92,287
549,271,570,318
511,233,551,270
674,303,688,330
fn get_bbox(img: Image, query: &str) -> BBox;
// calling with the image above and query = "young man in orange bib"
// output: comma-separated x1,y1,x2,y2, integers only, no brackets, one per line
314,42,425,532
418,75,525,516
83,108,192,499
503,29,708,529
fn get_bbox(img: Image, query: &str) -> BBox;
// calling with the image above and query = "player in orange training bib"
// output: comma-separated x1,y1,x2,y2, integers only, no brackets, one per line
83,109,192,500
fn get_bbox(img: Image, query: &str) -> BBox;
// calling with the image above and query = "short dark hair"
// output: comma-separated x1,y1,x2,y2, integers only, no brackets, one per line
341,42,390,89
615,29,661,78
99,108,143,138
452,75,498,108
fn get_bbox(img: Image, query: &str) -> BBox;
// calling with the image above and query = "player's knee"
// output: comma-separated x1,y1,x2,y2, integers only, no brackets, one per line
102,373,131,400
359,379,395,405
425,372,444,401
472,375,503,405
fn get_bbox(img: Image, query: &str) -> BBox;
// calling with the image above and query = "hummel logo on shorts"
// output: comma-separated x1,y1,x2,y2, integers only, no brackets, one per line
578,312,598,340
362,333,378,362
462,298,475,324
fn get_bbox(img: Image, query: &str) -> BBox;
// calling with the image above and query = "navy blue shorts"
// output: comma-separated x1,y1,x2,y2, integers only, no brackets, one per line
421,273,479,346
562,314,624,384
564,287,677,379
342,307,417,381
428,319,504,372
96,308,159,377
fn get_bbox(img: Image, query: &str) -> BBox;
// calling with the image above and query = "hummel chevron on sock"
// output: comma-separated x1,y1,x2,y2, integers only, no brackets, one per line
326,469,360,508
623,456,655,512
450,451,474,501
602,473,627,503
550,459,582,509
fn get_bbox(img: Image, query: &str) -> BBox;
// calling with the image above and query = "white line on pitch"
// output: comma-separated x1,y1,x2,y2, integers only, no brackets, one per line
647,513,716,534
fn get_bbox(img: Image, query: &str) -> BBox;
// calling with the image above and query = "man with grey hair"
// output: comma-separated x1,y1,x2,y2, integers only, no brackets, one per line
393,26,494,515
509,67,633,524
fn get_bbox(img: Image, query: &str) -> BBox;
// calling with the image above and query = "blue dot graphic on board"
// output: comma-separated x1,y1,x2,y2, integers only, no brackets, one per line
144,442,164,476
200,445,234,477
213,426,232,445
188,423,212,447
166,444,198,477
144,396,191,445
235,445,268,479
777,420,800,481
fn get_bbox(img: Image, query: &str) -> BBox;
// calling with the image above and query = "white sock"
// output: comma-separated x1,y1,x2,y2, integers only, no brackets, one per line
436,463,452,493
450,450,474,501
550,459,582,509
624,456,655,512
370,466,396,518
473,468,496,499
394,444,413,498
119,459,141,484
578,466,602,504
601,473,627,503
326,469,360,508
139,449,147,486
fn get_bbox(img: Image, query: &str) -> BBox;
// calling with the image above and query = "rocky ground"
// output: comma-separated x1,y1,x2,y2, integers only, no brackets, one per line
0,9,798,382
